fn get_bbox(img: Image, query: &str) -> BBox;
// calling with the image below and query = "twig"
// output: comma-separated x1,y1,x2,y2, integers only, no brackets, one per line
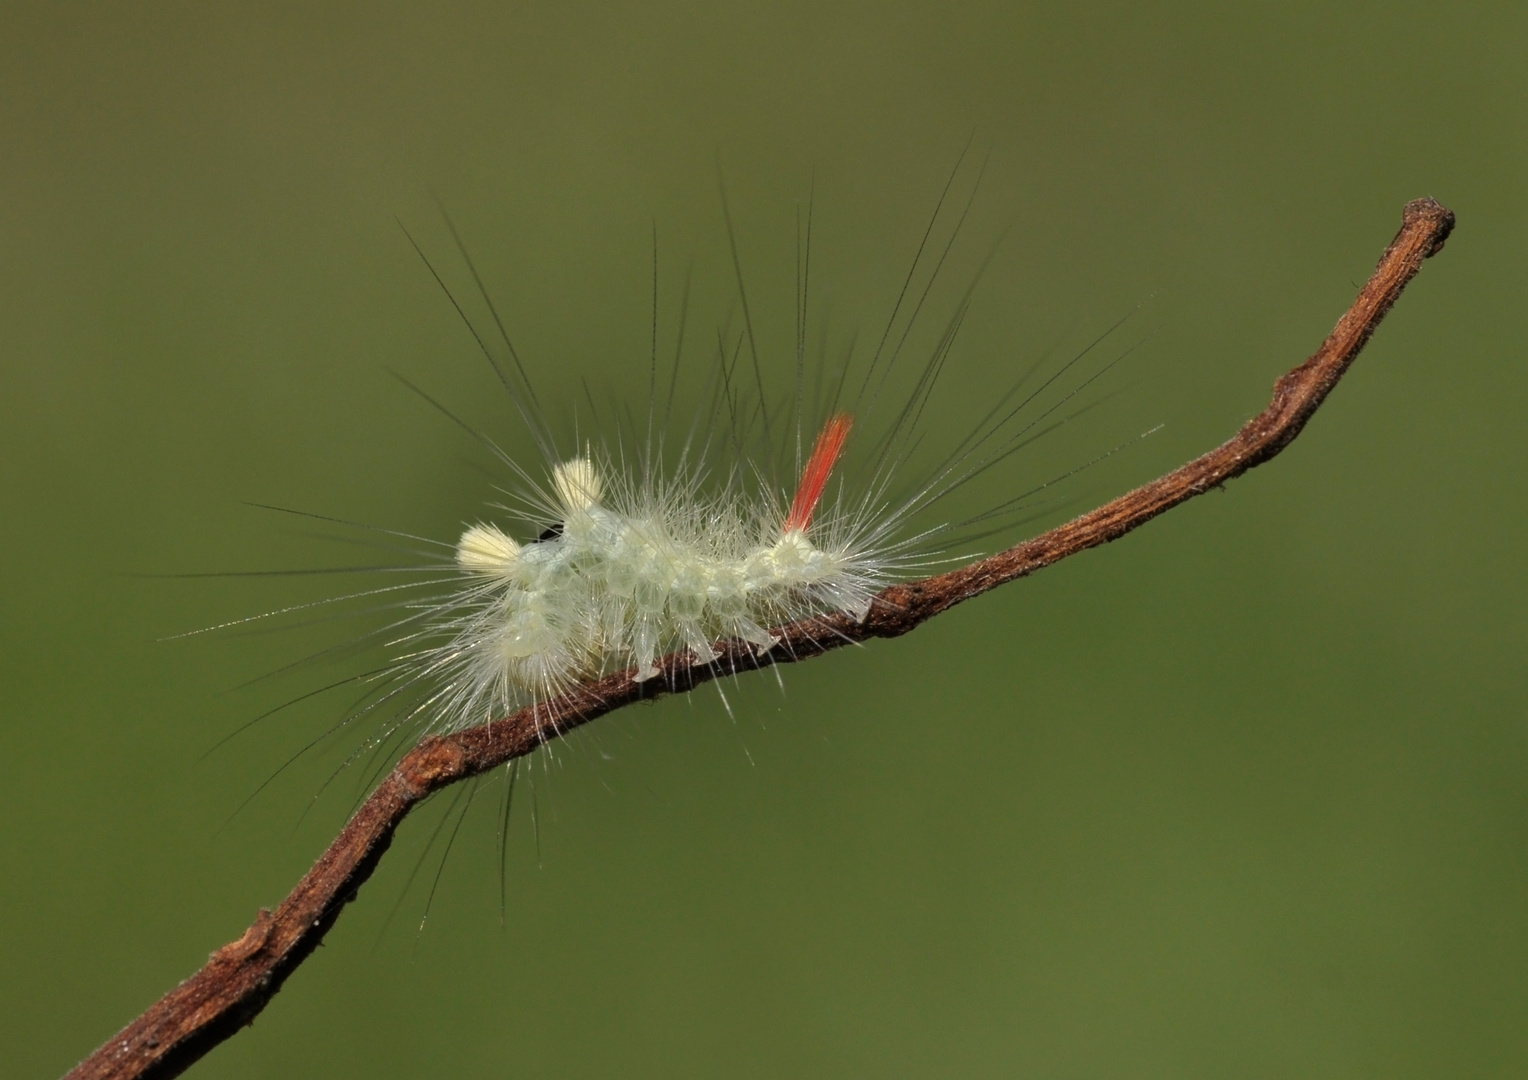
64,198,1455,1080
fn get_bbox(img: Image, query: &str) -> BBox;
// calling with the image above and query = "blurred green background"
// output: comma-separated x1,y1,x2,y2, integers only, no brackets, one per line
3,2,1524,1077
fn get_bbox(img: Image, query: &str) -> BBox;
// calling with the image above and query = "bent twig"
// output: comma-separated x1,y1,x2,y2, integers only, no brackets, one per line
65,198,1455,1080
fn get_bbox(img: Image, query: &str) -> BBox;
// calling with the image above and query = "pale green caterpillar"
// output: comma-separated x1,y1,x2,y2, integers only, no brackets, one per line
433,414,874,730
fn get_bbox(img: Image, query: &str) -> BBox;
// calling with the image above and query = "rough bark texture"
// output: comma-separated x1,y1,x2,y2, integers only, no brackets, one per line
65,198,1454,1080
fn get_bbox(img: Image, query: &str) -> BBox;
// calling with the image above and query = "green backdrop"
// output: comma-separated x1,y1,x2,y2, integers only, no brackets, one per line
4,2,1524,1077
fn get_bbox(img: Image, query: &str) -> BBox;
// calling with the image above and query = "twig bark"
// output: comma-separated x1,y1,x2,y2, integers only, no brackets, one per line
65,198,1455,1080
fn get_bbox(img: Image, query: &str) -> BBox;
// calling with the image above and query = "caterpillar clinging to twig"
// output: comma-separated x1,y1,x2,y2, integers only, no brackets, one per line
209,157,1144,771
441,412,872,728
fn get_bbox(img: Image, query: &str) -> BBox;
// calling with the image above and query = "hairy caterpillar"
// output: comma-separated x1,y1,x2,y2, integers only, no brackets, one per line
447,412,865,716
221,162,1138,769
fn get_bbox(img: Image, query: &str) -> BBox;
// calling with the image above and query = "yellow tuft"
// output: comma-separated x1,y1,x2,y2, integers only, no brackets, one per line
456,523,520,577
553,457,603,511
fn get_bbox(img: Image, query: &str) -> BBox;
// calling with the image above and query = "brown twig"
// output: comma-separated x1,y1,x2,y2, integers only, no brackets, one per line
65,198,1454,1080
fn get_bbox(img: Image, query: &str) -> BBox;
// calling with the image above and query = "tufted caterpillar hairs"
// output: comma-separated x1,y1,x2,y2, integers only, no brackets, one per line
201,154,1148,810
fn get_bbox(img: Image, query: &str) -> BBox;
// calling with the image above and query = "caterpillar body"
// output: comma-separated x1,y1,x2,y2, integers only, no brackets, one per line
440,413,871,726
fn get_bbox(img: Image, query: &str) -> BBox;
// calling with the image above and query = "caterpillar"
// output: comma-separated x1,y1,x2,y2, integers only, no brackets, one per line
447,412,865,715
224,163,1139,765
